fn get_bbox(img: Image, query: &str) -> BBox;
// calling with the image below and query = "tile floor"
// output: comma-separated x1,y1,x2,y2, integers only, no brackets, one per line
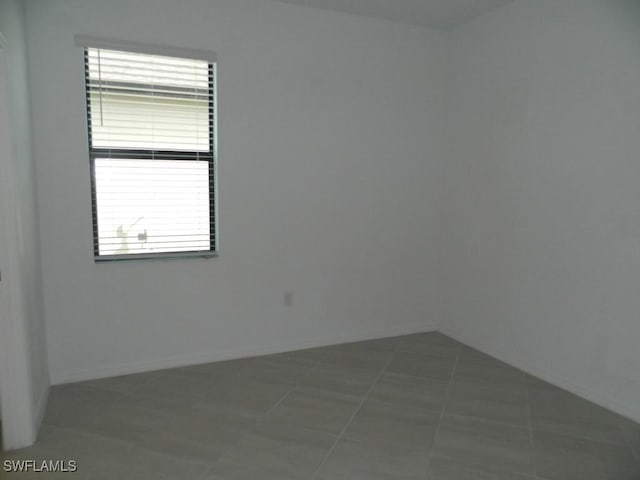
2,332,639,479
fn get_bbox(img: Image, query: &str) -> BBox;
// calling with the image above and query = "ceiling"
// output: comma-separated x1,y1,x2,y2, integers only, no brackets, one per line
270,0,514,29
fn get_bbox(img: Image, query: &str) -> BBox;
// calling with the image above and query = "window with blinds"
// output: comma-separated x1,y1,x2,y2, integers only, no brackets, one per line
83,44,216,260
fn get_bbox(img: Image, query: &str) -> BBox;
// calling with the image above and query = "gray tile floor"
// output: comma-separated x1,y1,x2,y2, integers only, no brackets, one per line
2,332,639,479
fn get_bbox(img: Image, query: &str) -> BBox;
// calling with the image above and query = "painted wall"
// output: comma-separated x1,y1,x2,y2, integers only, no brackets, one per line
443,0,640,421
0,0,49,448
25,0,447,383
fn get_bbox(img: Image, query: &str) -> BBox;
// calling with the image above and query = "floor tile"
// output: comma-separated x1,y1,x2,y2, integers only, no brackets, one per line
123,374,212,413
214,422,335,480
251,419,337,447
315,437,429,480
2,423,133,465
352,337,400,351
270,345,333,363
319,342,394,371
369,372,448,412
445,381,528,427
533,430,640,480
4,333,638,480
453,348,525,395
525,374,556,391
432,414,535,476
618,417,640,458
203,377,292,418
236,356,314,386
166,358,252,382
265,388,361,434
0,425,209,480
528,382,627,445
344,400,439,449
394,332,461,358
69,399,171,443
386,350,456,381
42,384,124,430
3,425,210,480
134,408,247,466
204,461,298,480
427,456,536,479
108,444,212,480
299,363,378,397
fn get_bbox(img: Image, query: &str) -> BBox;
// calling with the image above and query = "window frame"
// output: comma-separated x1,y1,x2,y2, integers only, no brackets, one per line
78,37,218,262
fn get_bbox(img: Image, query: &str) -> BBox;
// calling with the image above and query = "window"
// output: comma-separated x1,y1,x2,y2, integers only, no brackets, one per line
81,39,217,260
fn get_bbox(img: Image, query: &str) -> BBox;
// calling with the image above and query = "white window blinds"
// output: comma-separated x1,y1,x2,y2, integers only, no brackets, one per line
83,44,216,259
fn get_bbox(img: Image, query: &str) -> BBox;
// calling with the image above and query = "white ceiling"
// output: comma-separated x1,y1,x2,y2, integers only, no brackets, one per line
270,0,514,29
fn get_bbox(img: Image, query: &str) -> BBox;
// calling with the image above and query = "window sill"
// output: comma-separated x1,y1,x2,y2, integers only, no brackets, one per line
94,251,218,263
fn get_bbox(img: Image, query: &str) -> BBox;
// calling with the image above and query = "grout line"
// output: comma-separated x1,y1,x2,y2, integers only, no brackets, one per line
252,356,321,421
263,388,295,418
308,355,395,480
424,343,462,475
209,357,320,468
206,359,324,476
441,412,531,430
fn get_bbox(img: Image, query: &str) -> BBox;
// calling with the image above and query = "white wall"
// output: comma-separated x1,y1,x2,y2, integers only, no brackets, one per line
21,0,640,426
443,0,640,421
25,0,447,383
0,0,49,448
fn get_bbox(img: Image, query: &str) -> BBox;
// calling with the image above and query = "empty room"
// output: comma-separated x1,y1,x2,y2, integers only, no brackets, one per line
0,0,639,478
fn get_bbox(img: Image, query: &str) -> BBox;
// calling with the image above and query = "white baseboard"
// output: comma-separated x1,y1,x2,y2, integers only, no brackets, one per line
51,322,436,385
439,325,640,424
